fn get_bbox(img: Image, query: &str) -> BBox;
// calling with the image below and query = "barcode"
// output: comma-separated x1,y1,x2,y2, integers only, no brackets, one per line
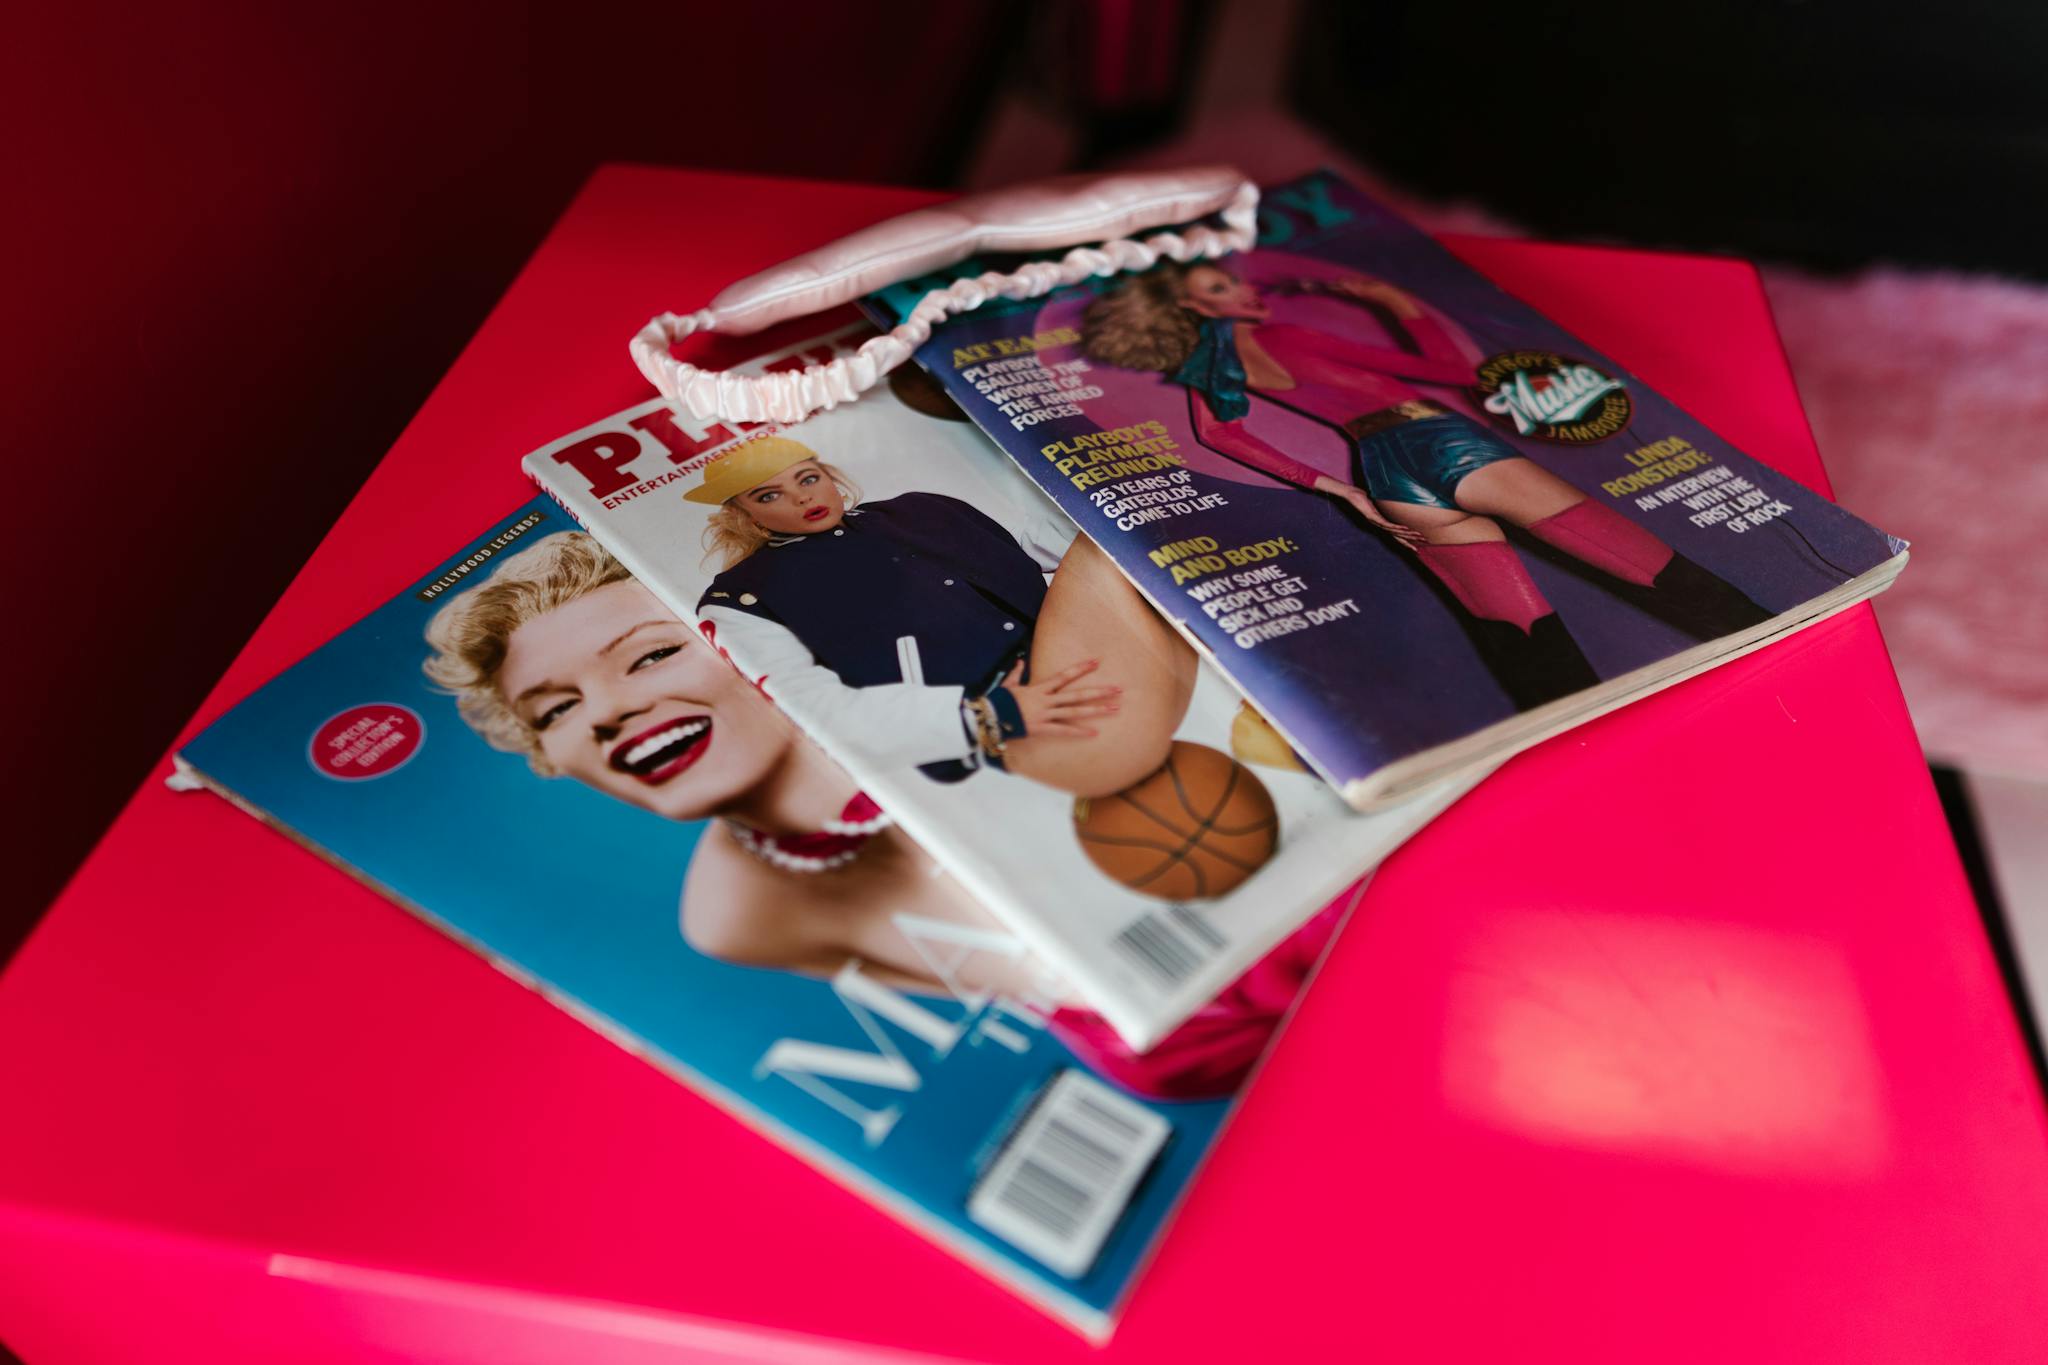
1110,904,1229,991
968,1069,1171,1278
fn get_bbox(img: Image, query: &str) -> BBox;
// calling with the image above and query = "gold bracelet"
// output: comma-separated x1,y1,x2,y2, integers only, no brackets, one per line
966,695,1006,759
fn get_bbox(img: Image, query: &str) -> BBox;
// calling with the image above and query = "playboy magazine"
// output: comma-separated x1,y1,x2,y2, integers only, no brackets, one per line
863,171,1907,807
175,496,1363,1339
526,331,1478,1052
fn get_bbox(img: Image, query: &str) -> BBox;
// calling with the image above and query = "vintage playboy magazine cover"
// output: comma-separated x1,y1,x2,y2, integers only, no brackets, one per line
524,332,1477,1052
175,496,1363,1338
862,170,1909,808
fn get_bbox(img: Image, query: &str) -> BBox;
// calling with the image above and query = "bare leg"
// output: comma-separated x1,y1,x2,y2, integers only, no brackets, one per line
1002,536,1198,798
1447,457,1587,527
1373,498,1506,546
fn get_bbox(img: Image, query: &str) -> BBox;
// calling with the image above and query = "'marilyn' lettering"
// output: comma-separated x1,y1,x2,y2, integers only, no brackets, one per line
755,961,969,1146
889,913,1057,1054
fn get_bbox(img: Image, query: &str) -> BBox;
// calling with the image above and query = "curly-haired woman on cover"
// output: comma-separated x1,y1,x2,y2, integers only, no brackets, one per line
1081,262,1770,708
422,528,1314,1099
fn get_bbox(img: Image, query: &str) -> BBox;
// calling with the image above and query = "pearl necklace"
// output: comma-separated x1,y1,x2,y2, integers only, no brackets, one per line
723,792,893,875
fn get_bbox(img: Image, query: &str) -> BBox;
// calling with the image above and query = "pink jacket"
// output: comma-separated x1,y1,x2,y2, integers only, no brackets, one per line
1190,319,1477,487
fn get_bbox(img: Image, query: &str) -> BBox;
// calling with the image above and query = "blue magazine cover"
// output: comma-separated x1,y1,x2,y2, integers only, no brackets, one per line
176,496,1351,1339
863,171,1907,808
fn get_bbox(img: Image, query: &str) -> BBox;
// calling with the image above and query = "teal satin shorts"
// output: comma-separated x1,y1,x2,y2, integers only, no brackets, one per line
1357,415,1521,510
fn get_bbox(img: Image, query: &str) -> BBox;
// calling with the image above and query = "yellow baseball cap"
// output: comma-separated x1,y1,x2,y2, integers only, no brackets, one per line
683,435,822,505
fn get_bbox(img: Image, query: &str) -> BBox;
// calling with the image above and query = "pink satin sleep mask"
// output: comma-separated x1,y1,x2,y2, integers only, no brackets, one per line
630,166,1257,425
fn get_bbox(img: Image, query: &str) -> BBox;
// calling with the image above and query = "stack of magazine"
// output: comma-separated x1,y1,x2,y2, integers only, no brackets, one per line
177,171,1905,1339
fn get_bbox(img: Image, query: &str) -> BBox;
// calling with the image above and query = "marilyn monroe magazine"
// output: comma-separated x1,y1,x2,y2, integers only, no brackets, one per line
175,495,1364,1340
525,331,1479,1054
861,170,1908,809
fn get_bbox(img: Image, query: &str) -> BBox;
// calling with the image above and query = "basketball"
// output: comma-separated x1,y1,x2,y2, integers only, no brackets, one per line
1072,742,1280,900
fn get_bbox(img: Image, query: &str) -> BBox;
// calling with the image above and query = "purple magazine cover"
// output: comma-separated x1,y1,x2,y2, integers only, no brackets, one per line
864,171,1905,806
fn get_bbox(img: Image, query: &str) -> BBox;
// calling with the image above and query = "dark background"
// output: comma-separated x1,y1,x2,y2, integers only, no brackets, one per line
1297,0,2048,280
5,0,2043,961
0,1,1010,962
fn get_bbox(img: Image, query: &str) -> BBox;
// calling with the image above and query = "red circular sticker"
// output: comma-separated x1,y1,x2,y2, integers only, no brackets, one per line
309,704,424,780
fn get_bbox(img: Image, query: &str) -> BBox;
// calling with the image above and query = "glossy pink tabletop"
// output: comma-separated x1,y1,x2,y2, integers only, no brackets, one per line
5,167,2044,1364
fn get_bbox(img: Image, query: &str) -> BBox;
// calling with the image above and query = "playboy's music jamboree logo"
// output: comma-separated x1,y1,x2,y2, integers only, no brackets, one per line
1472,350,1631,444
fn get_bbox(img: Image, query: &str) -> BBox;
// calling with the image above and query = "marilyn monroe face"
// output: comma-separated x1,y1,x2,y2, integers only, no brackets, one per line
498,579,791,822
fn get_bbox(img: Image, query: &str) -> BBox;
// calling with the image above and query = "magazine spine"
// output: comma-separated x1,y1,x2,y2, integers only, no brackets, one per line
525,464,591,532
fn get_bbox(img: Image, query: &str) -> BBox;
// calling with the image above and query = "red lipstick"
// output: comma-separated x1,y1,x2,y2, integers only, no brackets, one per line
608,716,714,784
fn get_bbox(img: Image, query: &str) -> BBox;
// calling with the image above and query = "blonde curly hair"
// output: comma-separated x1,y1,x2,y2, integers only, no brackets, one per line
422,529,634,774
1080,261,1200,373
700,461,863,571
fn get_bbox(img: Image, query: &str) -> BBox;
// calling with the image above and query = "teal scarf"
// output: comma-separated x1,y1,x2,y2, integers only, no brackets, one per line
1173,318,1251,421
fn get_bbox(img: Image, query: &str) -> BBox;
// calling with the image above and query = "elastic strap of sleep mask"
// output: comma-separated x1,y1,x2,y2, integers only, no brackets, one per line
630,167,1258,426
